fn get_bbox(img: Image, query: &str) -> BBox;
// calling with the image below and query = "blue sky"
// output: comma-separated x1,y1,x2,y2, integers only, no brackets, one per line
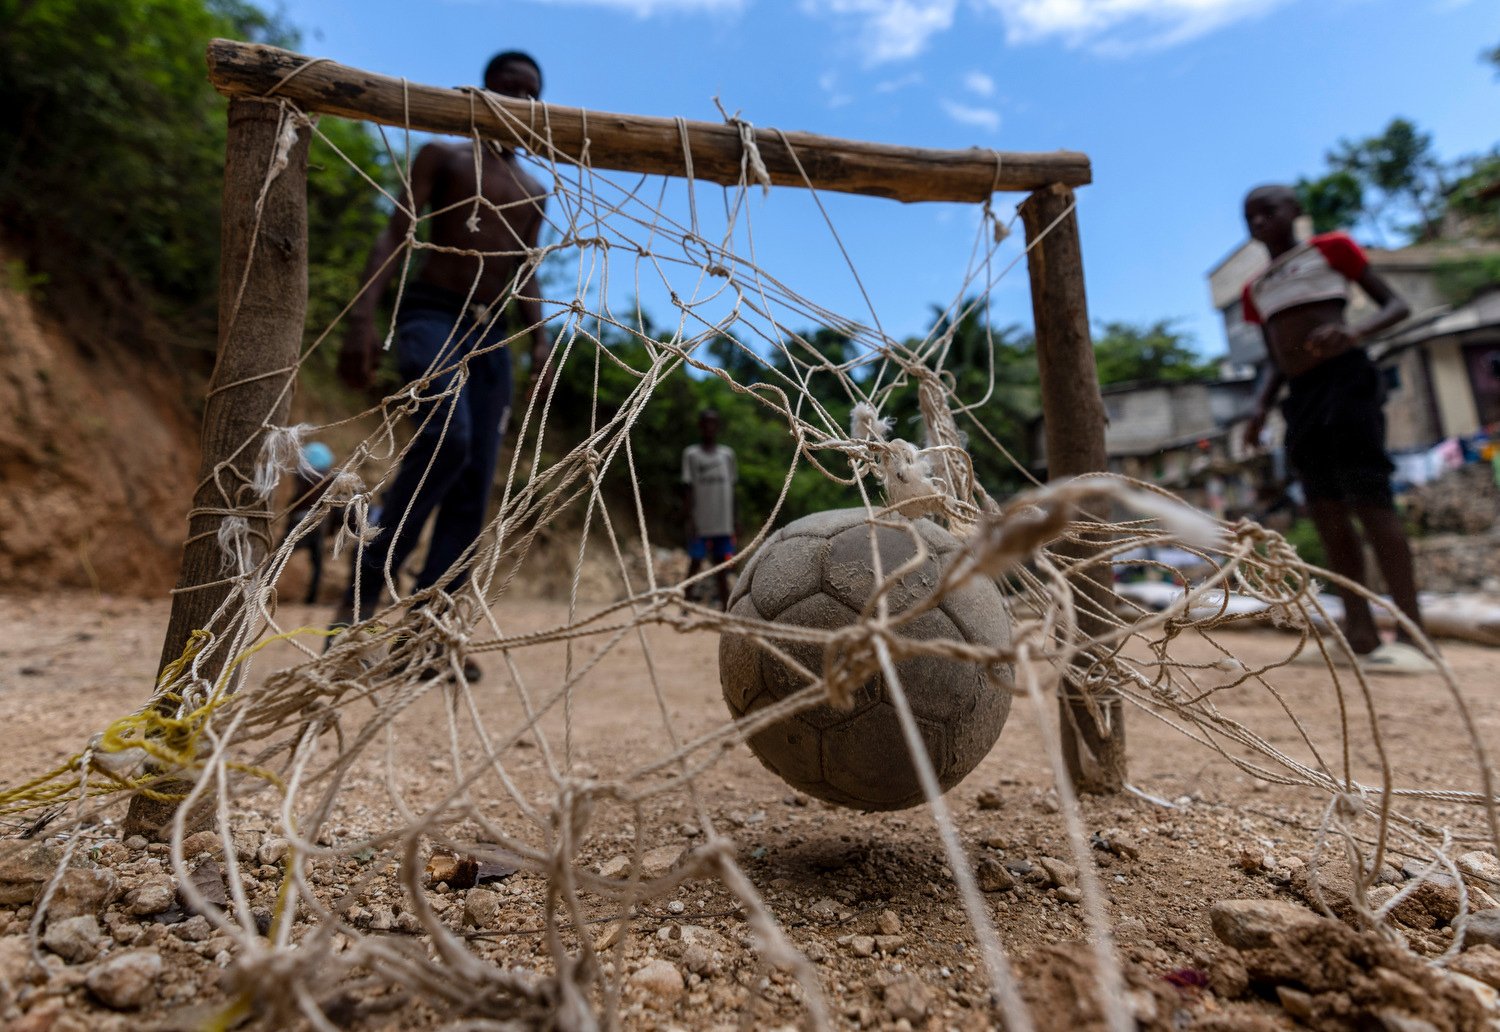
280,0,1498,357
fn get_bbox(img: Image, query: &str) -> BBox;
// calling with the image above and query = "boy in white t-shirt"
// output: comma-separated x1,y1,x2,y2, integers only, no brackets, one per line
681,409,737,608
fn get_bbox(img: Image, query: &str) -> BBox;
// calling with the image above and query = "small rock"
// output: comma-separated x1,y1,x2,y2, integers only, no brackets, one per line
180,831,223,859
43,915,103,963
175,915,211,942
37,868,118,919
1447,970,1499,1009
630,958,685,1002
1096,828,1141,860
977,857,1014,893
257,839,290,866
1039,857,1078,889
1005,859,1033,877
876,909,902,936
848,935,875,957
1450,944,1500,988
1115,917,1149,944
180,860,228,913
597,856,631,879
0,841,63,904
367,904,395,931
86,949,162,1009
682,942,714,976
463,888,502,928
1056,886,1083,904
642,845,681,879
123,876,175,916
883,972,931,1022
976,789,1004,810
1463,908,1500,950
1276,985,1315,1021
667,900,685,915
1209,899,1323,950
874,934,905,952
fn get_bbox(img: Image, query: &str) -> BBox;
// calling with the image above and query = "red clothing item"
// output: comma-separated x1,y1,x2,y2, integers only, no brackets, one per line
1242,232,1368,326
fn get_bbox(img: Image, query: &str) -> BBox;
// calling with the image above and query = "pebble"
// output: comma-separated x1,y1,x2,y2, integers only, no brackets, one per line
1039,857,1079,889
1209,899,1323,950
883,972,931,1022
682,942,715,976
630,958,685,1002
876,909,902,936
874,935,905,952
1464,908,1500,950
597,856,631,879
123,876,175,916
180,830,223,859
849,935,875,958
176,915,212,942
257,839,290,866
0,841,63,904
1450,944,1500,988
667,900,686,915
463,888,502,928
1056,887,1083,905
976,857,1015,893
38,868,119,920
42,914,103,963
642,845,682,879
976,789,1004,810
86,949,162,1009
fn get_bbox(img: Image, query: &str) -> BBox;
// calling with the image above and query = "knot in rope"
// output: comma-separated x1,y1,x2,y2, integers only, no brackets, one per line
822,623,885,711
217,515,254,577
714,97,772,197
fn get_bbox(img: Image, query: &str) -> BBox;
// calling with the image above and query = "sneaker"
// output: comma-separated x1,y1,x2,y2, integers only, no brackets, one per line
1358,641,1439,676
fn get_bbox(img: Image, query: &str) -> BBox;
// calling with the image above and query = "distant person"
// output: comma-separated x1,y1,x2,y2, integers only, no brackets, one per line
1239,184,1432,673
285,441,336,604
681,409,737,609
333,51,551,677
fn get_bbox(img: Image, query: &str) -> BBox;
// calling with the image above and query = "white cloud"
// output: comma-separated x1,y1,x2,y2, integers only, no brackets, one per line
818,70,855,108
980,0,1289,52
527,0,744,14
802,0,959,63
875,71,924,92
963,70,996,96
940,98,1001,133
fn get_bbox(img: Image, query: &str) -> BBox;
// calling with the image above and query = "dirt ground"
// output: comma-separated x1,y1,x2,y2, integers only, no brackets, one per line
2,586,1500,1030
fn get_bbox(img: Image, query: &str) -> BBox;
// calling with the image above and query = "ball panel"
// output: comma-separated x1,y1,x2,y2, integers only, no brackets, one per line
948,673,1012,784
719,593,767,716
741,691,825,790
940,575,1012,651
885,607,982,725
822,521,940,618
775,507,870,541
759,592,879,728
749,532,828,620
912,518,961,557
821,703,947,811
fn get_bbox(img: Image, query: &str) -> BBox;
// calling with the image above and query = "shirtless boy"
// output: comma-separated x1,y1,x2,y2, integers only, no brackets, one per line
1240,184,1433,673
334,51,550,670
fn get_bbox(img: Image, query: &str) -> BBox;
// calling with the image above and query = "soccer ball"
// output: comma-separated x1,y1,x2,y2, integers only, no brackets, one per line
719,508,1012,811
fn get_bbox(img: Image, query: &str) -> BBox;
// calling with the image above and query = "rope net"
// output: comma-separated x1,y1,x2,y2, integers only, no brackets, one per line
2,90,1496,1031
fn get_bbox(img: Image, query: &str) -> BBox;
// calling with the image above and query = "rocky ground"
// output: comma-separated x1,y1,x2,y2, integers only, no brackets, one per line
2,590,1500,1030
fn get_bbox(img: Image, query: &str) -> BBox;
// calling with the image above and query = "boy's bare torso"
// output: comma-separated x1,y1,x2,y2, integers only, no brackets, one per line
416,142,547,306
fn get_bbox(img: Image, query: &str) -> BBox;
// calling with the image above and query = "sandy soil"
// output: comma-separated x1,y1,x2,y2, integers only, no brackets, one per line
2,588,1499,1030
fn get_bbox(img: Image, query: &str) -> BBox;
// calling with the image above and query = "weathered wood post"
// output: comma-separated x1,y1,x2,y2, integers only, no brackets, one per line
1020,183,1127,794
124,97,310,838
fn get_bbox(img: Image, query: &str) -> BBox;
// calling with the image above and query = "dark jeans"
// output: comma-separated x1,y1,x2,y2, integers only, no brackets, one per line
346,293,514,617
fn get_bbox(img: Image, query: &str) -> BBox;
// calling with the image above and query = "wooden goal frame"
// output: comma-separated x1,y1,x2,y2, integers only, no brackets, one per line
132,41,1123,837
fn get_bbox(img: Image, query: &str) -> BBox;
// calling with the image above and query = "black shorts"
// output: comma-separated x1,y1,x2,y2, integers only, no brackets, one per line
1281,349,1394,506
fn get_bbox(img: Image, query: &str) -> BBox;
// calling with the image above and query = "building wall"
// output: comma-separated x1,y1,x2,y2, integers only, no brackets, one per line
1428,336,1483,437
1380,347,1442,452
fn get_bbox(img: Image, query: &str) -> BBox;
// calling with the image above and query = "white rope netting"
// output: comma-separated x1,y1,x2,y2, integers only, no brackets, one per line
3,85,1496,1032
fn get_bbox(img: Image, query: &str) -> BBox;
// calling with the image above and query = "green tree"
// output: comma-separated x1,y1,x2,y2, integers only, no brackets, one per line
0,0,388,348
1092,319,1213,386
1295,170,1364,234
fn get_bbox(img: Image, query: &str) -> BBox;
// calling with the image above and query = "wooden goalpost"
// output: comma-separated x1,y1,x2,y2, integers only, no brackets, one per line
127,40,1122,835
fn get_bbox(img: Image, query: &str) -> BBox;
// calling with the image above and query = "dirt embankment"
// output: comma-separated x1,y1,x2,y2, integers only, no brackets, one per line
0,249,199,595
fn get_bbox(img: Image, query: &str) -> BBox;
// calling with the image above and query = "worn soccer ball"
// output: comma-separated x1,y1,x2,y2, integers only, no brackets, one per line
719,508,1012,811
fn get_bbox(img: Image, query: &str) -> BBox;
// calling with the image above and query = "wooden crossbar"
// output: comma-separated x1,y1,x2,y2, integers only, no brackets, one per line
206,39,1091,204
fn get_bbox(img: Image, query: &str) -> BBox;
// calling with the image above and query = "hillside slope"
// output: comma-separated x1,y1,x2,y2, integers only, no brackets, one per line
0,252,198,595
